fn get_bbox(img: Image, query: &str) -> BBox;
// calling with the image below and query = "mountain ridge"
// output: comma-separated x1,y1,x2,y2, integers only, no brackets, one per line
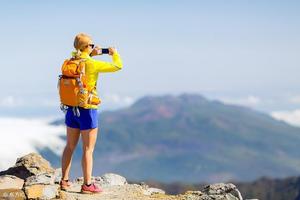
47,93,300,183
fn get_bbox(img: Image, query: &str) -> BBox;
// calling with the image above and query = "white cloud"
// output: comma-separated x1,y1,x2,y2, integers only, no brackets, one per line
0,117,65,171
219,95,261,107
271,109,300,127
0,96,24,107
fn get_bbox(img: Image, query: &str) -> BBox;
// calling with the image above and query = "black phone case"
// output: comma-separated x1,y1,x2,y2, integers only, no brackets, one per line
102,48,110,54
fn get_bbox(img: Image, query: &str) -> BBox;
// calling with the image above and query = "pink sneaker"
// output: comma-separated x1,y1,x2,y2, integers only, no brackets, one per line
81,182,103,194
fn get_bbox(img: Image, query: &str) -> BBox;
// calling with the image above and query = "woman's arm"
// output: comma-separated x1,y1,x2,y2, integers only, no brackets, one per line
92,48,123,73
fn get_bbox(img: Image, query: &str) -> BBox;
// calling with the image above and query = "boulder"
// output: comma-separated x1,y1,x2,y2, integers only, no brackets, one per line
201,183,243,200
0,189,26,200
0,152,55,180
97,173,128,186
76,173,128,186
182,183,243,200
0,175,24,189
0,175,26,200
25,172,55,186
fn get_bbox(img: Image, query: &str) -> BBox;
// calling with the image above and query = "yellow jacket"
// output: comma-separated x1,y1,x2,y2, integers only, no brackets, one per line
71,50,123,109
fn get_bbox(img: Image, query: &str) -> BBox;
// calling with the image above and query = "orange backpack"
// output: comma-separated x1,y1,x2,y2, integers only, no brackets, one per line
57,57,101,110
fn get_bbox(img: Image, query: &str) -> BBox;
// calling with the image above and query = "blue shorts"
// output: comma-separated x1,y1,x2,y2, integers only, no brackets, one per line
65,106,98,130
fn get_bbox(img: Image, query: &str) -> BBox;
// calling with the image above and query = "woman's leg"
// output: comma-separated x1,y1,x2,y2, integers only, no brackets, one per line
61,126,81,180
81,127,98,185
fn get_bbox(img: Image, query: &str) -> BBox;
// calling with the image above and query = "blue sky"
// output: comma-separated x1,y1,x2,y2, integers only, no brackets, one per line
0,1,299,120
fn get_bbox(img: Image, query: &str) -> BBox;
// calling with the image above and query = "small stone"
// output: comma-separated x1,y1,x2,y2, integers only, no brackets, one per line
184,190,204,196
75,176,84,183
143,187,165,195
137,182,149,189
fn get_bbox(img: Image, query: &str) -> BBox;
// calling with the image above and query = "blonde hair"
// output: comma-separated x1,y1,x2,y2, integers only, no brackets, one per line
73,33,93,58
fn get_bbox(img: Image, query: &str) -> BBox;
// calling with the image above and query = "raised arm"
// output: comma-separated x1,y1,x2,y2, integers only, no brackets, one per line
92,48,123,73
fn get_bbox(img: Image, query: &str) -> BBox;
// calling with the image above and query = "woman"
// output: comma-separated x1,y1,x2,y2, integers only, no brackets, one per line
60,33,123,194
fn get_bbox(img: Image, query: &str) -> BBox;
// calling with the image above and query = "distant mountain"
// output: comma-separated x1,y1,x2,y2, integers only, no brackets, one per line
237,175,300,200
140,175,300,200
46,93,300,183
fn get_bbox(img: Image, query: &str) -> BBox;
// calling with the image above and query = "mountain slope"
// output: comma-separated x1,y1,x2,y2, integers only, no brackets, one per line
47,93,300,183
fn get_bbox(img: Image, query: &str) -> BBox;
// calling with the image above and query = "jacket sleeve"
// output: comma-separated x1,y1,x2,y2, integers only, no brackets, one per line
92,51,123,73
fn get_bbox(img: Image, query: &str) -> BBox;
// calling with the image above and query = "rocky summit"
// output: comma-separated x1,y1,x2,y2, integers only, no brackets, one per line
0,152,247,200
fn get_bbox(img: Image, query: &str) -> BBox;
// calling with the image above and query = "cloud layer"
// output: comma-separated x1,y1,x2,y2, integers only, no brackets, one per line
219,95,261,107
0,117,65,171
271,109,300,127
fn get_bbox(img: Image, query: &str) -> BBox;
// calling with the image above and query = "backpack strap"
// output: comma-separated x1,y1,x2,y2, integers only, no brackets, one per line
76,58,86,74
73,58,87,94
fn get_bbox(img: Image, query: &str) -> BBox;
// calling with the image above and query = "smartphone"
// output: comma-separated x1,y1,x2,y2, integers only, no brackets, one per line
101,48,110,54
90,48,110,56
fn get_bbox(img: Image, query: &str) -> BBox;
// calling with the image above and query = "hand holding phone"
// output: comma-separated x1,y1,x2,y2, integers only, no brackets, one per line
90,46,115,56
90,46,101,57
108,47,116,56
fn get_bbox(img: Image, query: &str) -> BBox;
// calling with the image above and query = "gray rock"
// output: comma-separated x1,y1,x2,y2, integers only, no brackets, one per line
24,184,59,200
201,183,243,200
183,183,244,200
0,152,55,180
0,175,24,189
143,187,165,195
183,192,209,200
94,173,127,186
53,168,62,184
25,172,55,186
185,190,204,196
0,189,26,200
136,181,150,190
42,184,60,199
